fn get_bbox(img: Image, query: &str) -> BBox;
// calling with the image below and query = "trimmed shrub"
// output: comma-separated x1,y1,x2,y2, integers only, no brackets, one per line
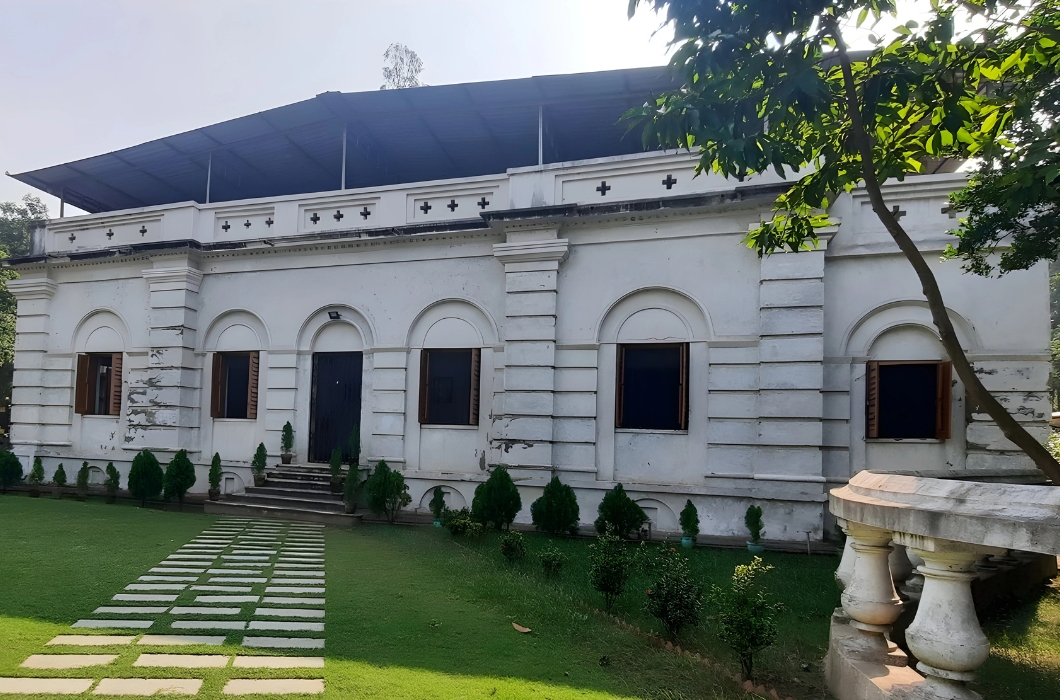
711,557,782,679
343,462,365,513
428,486,446,521
499,530,527,563
281,421,294,453
645,547,704,639
329,448,343,479
745,504,764,544
594,483,647,538
442,507,474,536
76,461,91,491
251,443,268,475
128,449,163,507
0,451,23,493
347,430,361,467
105,462,121,494
679,499,700,540
53,463,67,487
589,526,633,613
540,544,567,578
209,453,223,492
164,449,197,506
28,457,45,486
366,460,410,524
530,476,580,535
471,466,522,530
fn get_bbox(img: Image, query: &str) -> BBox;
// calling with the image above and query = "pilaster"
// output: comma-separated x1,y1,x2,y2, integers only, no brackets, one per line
7,277,59,464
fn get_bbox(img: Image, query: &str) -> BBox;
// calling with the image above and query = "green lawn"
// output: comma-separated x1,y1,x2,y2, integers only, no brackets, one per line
0,496,1056,700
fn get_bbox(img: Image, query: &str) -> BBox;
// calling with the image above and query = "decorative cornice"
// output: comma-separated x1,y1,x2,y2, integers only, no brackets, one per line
493,238,570,265
6,278,58,300
142,267,204,293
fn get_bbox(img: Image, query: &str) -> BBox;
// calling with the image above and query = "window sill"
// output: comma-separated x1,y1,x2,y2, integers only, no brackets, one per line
213,418,258,423
615,428,689,435
79,414,119,420
420,424,479,430
865,438,945,444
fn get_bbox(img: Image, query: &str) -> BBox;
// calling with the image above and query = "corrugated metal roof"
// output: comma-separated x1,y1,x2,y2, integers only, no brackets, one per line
10,66,674,214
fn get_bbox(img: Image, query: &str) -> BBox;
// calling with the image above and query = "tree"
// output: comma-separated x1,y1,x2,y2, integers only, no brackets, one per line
627,0,1060,481
209,453,223,492
251,443,268,475
366,460,411,523
471,466,522,530
530,475,581,535
105,462,121,495
594,483,647,537
711,557,783,679
381,43,426,89
0,450,22,493
0,195,47,367
164,449,197,506
128,449,164,507
27,456,44,486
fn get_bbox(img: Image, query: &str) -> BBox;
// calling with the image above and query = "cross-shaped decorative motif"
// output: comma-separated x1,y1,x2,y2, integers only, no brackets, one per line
106,230,114,239
244,220,252,228
447,199,459,212
477,196,489,210
333,210,344,222
265,218,274,227
420,201,432,214
360,207,371,219
891,205,906,221
662,174,678,190
221,221,231,232
941,205,957,219
139,226,147,236
310,213,320,224
69,233,76,242
596,180,611,196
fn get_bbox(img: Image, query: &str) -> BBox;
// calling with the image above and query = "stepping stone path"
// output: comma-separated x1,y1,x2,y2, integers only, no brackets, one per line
1,517,326,696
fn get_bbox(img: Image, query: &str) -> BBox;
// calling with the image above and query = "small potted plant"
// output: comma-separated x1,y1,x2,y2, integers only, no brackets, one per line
27,456,45,498
104,462,120,503
429,486,446,527
343,462,363,514
251,443,268,487
208,452,223,500
281,422,295,465
76,461,91,501
329,448,344,493
679,499,699,548
745,504,765,554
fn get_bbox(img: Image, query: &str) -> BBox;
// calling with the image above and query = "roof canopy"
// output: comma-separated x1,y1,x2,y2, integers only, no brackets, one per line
11,67,674,214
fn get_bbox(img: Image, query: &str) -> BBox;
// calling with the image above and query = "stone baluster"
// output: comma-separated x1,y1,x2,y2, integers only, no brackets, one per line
895,534,1005,700
840,522,904,643
901,548,925,601
835,519,855,590
889,542,913,584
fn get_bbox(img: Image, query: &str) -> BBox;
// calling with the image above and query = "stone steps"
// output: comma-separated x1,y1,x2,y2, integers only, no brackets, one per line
225,493,346,513
205,500,359,527
246,486,342,500
204,465,354,526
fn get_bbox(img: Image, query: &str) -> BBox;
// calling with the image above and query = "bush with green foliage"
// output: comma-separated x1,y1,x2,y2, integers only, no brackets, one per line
347,430,360,466
164,449,197,505
281,421,294,453
645,546,703,639
53,463,67,487
745,504,764,544
366,460,411,524
429,486,447,521
105,462,120,494
128,449,163,507
499,530,527,563
442,507,474,536
711,557,782,679
531,476,580,535
679,500,700,540
540,544,567,578
209,453,223,491
76,462,90,491
28,456,44,486
343,462,365,513
594,483,647,538
0,451,23,492
251,443,268,475
589,526,634,613
329,448,343,479
471,466,522,530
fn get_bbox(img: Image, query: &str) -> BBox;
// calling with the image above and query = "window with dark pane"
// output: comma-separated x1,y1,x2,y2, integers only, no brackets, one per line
866,361,952,440
211,352,260,420
617,343,689,430
90,354,113,415
421,349,480,425
75,352,123,416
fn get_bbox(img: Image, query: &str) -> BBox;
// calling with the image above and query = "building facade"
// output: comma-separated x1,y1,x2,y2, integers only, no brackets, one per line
7,70,1050,540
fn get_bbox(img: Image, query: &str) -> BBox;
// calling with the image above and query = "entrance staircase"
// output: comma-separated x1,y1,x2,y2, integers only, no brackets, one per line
203,463,360,526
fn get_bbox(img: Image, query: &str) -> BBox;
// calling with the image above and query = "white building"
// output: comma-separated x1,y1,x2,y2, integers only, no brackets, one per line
7,68,1050,539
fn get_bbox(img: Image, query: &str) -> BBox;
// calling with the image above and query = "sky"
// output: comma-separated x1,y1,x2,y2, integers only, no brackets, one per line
0,0,677,215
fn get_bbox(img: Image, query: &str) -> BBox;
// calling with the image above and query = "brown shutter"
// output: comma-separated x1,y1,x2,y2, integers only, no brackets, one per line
936,361,952,440
469,348,481,426
109,353,123,416
865,360,880,439
615,345,626,428
418,350,430,424
74,354,90,415
211,353,224,419
247,351,260,420
678,343,689,430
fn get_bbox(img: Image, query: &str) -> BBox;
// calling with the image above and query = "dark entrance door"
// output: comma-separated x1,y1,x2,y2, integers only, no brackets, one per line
309,352,363,463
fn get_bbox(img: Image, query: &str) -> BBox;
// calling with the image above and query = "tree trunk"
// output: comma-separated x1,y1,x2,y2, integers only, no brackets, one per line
830,24,1060,484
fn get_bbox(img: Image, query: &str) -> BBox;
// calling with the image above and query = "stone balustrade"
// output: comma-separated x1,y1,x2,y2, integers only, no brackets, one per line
826,470,1060,700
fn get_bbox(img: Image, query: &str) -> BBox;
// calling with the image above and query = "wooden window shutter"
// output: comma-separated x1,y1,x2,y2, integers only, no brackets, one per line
418,350,430,424
469,348,481,426
865,360,880,439
936,361,952,440
109,353,123,416
74,354,91,415
678,343,690,431
211,353,224,419
615,345,626,428
247,351,260,420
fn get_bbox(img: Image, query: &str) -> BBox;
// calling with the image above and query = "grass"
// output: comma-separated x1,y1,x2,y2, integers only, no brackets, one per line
0,496,1057,699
